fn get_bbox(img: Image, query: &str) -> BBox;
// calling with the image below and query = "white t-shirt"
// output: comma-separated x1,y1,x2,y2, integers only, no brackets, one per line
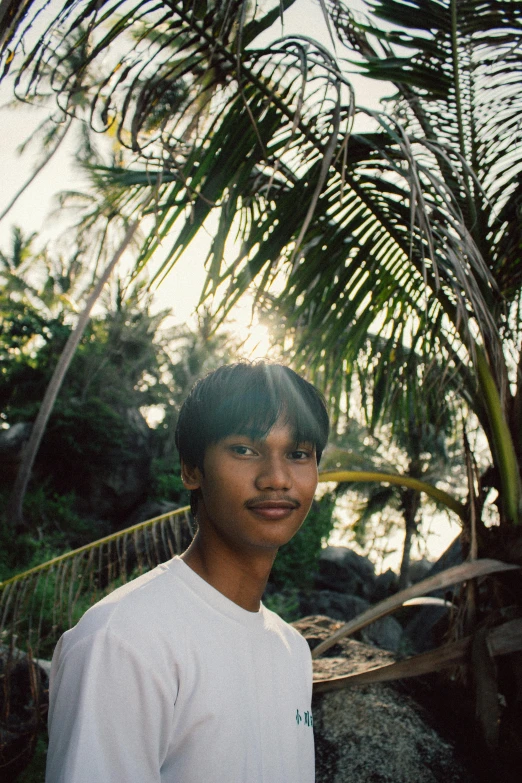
46,557,315,782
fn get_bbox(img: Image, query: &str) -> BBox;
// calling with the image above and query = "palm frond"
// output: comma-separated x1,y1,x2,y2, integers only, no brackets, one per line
311,557,520,658
313,618,522,690
330,0,522,206
0,507,193,659
6,2,509,403
319,469,466,520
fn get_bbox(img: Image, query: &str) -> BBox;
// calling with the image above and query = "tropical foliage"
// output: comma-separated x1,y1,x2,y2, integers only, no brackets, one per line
287,0,522,530
1,0,522,770
323,419,465,588
0,507,193,658
4,0,521,524
0,228,239,569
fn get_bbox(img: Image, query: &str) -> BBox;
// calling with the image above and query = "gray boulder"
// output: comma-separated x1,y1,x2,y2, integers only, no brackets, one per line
316,546,376,599
404,537,463,652
372,568,399,602
409,558,433,584
299,590,369,622
298,591,403,652
84,407,152,519
293,616,474,783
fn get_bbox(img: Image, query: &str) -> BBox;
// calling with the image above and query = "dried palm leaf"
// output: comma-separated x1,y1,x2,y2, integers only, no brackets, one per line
312,619,522,692
311,558,520,659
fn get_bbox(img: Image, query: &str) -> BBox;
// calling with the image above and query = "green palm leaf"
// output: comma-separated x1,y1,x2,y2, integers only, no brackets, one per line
2,0,522,532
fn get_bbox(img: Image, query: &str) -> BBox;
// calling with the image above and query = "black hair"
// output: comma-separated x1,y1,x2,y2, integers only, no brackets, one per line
175,362,330,516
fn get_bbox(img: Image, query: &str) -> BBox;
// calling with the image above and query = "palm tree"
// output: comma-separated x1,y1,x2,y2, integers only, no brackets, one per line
271,0,522,539
0,0,352,522
1,1,521,751
5,0,517,496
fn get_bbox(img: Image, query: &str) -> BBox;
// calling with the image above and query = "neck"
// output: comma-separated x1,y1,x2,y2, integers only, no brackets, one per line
181,532,276,612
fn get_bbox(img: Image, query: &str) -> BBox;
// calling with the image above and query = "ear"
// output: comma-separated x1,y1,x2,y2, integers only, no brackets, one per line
181,459,203,490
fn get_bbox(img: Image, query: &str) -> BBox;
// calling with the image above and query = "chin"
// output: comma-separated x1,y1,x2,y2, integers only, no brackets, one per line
248,530,300,551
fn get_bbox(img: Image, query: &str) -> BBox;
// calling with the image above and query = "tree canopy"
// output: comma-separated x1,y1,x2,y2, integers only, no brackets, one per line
1,1,522,768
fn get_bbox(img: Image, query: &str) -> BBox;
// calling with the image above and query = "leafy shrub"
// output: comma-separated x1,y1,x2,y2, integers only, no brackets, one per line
0,486,107,582
263,588,301,622
149,457,190,506
270,493,336,590
16,732,48,783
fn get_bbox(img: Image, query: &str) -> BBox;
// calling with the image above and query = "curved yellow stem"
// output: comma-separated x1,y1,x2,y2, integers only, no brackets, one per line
476,348,520,525
0,506,191,588
319,470,466,521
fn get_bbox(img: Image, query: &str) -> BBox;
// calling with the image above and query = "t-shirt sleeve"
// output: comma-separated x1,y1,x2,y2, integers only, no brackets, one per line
46,628,174,783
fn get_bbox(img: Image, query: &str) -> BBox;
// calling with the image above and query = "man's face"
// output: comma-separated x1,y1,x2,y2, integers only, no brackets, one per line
182,418,319,553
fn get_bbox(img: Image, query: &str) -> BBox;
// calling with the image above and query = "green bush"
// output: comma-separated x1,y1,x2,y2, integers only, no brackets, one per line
270,492,335,590
0,486,106,583
16,731,48,783
263,588,301,622
149,457,190,506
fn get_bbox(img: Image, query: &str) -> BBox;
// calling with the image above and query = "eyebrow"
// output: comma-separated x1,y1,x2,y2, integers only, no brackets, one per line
222,433,315,447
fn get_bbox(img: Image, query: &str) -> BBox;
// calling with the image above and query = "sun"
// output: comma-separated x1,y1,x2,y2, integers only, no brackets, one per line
228,299,273,360
240,321,272,360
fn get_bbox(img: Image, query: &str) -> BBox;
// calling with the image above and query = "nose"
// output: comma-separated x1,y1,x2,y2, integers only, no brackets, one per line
255,455,292,491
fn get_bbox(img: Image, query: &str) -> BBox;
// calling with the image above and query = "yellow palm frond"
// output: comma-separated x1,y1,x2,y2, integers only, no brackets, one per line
0,507,193,659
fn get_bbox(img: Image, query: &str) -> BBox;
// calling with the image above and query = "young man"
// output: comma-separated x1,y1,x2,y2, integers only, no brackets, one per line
46,362,329,783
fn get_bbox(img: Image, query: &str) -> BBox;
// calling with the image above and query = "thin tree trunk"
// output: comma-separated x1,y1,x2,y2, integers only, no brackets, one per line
398,488,421,590
7,218,141,529
0,118,72,224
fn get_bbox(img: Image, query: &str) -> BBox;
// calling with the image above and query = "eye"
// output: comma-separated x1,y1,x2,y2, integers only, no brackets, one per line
229,445,257,457
289,449,313,461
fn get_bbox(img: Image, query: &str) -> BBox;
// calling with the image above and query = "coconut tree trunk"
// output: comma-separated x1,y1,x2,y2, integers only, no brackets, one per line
398,487,421,590
0,117,72,223
7,218,141,530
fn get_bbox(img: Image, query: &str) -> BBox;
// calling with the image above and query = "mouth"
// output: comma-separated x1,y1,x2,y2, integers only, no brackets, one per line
245,498,300,520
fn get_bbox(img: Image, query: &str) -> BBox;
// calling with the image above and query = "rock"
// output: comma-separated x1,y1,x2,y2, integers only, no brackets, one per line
362,614,403,653
312,681,474,782
293,616,475,783
404,537,463,652
372,568,399,602
316,546,376,599
409,558,433,584
299,591,370,623
297,592,403,652
83,408,153,520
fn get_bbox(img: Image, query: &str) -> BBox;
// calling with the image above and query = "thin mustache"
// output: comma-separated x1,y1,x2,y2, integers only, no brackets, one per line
245,496,301,508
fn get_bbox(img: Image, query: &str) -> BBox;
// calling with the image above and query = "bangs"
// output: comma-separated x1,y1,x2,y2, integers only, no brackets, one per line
207,366,326,448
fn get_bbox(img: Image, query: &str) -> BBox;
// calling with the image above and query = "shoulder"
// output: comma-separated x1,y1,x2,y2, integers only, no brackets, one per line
56,558,192,663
